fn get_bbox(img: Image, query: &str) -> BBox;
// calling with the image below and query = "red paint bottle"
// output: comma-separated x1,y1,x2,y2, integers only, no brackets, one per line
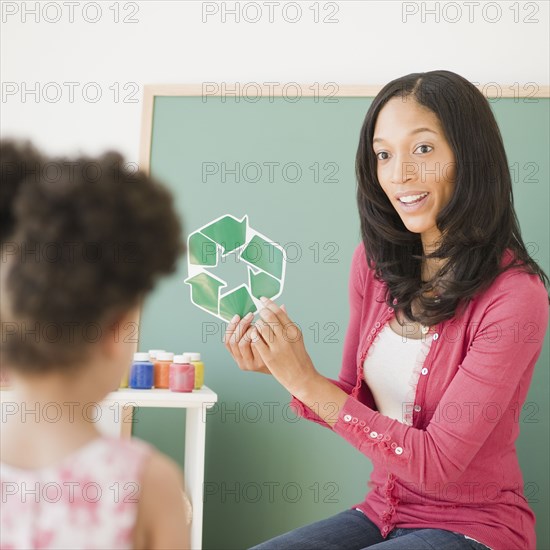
169,354,195,392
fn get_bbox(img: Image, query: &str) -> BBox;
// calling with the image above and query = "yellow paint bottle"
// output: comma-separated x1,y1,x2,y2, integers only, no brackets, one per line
120,363,129,388
188,352,204,389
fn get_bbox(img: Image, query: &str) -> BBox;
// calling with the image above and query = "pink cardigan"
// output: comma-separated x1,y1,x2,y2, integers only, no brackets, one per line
290,243,549,550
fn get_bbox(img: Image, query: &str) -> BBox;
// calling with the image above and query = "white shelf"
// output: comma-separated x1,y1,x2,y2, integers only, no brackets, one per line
101,386,218,409
0,385,219,410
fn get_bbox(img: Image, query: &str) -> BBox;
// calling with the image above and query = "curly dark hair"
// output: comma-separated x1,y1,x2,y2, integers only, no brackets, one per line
0,139,44,242
1,145,185,371
355,70,550,327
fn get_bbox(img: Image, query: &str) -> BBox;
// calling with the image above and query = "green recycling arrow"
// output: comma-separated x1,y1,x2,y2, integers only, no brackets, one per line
201,215,247,255
185,272,226,314
184,215,286,322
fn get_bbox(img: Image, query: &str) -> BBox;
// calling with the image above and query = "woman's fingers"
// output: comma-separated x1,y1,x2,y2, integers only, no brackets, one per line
247,327,272,374
249,337,264,369
224,315,242,364
223,314,240,346
224,312,262,371
230,313,253,363
224,307,286,374
238,321,256,368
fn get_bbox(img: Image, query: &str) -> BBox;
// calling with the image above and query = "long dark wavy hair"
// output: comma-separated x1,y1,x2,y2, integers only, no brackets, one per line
355,70,550,327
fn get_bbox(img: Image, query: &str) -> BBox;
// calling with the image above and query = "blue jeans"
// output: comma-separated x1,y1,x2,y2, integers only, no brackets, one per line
248,508,491,549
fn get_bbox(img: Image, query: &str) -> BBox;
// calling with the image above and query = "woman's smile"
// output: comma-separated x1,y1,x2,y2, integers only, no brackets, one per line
396,191,430,212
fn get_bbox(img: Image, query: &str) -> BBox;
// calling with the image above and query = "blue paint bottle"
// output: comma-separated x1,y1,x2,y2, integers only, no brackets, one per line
129,352,154,389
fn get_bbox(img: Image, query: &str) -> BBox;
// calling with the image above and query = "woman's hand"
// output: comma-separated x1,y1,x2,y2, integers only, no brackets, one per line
223,305,287,375
248,297,319,396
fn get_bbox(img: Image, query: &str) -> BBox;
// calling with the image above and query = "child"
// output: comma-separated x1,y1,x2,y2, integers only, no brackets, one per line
0,141,192,549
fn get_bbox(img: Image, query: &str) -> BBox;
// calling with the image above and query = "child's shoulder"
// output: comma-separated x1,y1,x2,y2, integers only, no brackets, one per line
97,434,155,461
99,436,185,487
130,441,192,549
136,444,191,522
69,435,185,500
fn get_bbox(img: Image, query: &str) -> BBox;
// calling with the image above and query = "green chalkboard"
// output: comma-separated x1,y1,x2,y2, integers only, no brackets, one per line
134,87,549,550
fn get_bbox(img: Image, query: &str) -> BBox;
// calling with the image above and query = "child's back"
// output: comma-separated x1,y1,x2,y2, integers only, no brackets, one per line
1,430,192,549
2,436,151,549
0,142,190,549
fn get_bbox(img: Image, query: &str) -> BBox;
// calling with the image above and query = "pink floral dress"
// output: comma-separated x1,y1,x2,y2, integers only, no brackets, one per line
1,435,153,549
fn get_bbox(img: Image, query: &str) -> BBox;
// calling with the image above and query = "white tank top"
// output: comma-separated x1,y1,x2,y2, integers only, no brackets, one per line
363,320,433,426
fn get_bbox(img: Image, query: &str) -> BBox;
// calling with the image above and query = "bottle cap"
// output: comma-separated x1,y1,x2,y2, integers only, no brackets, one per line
157,352,174,361
148,349,165,359
188,352,201,361
133,352,150,362
174,353,191,364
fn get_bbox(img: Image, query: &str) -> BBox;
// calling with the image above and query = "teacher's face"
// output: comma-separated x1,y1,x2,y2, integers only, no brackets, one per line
373,96,456,252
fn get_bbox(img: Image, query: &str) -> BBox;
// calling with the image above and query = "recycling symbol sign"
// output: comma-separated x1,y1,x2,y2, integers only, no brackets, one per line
184,215,286,322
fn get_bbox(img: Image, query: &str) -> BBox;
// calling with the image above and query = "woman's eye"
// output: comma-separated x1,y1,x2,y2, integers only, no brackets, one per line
376,151,389,161
415,144,433,154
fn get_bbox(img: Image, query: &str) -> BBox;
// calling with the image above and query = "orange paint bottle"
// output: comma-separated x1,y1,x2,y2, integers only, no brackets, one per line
154,351,173,389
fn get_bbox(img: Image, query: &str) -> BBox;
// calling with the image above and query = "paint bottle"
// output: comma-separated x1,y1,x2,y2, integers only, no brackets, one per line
119,363,129,388
129,352,154,389
169,354,195,393
187,352,204,389
154,351,174,389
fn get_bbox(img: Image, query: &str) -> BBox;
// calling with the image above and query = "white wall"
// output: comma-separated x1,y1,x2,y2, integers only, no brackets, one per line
2,0,549,163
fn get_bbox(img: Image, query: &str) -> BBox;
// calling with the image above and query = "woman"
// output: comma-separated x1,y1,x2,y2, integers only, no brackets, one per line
224,70,549,550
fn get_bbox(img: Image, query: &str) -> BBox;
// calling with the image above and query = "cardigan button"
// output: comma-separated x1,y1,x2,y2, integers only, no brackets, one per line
413,405,422,412
370,431,378,438
421,367,428,375
395,447,403,455
433,333,439,340
344,414,352,422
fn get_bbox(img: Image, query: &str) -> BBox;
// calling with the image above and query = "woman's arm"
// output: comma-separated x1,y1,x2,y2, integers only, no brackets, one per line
288,243,366,427
254,270,549,488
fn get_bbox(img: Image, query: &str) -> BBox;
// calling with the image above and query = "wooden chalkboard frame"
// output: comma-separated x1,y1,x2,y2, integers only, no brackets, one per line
139,83,550,173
